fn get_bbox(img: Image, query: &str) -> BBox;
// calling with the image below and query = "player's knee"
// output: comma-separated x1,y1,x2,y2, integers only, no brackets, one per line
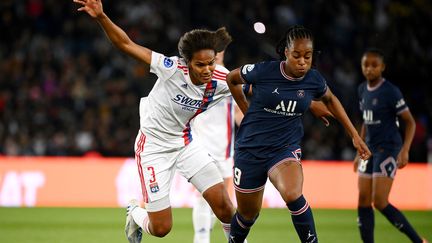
212,198,234,223
372,196,388,210
202,183,234,223
358,193,372,206
282,190,302,204
151,221,172,237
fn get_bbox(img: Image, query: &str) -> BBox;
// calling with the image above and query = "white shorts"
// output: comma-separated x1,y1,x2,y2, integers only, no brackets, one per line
134,130,223,212
212,156,233,179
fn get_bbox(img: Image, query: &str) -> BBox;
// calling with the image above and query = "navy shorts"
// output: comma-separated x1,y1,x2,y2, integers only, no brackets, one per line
357,148,399,179
233,145,302,193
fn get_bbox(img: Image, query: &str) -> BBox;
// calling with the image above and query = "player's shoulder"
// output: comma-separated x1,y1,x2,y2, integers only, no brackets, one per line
213,64,229,82
378,79,402,97
306,68,321,78
305,68,327,83
382,79,399,90
358,81,367,92
308,68,328,77
241,60,279,73
151,51,181,70
257,60,281,72
152,51,180,63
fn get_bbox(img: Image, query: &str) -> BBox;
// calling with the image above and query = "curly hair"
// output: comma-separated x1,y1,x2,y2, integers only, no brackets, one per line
178,27,232,63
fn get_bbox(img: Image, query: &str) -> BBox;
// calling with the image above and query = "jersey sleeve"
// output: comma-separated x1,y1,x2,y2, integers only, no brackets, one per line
242,83,251,95
313,70,328,99
150,51,178,81
214,64,231,97
390,85,408,115
239,63,259,84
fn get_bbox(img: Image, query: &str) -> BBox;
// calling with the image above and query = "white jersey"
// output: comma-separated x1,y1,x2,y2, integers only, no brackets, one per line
191,96,235,162
139,51,230,149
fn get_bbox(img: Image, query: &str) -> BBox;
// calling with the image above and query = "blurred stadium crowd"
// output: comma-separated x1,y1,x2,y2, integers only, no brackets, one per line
1,0,431,161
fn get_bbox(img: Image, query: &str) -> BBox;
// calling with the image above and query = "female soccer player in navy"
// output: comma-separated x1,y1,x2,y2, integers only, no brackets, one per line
355,49,427,243
226,25,371,243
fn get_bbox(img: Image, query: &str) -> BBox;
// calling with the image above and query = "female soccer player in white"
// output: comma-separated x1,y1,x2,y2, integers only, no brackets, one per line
74,0,237,242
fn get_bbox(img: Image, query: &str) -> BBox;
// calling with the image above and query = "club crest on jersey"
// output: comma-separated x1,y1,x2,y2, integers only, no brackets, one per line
297,90,305,98
372,98,378,106
241,64,255,74
204,88,216,97
163,57,174,68
149,182,159,193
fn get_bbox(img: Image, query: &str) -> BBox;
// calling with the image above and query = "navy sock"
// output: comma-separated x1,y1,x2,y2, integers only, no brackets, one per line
357,206,375,243
229,211,257,243
287,195,318,243
380,204,422,243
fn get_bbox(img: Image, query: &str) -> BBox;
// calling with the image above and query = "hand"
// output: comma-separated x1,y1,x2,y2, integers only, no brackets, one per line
74,0,103,18
397,148,409,169
310,101,334,127
352,136,371,161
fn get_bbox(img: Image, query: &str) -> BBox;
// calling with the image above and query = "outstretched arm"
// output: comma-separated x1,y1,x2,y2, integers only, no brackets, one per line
320,88,371,160
74,0,152,64
226,68,249,115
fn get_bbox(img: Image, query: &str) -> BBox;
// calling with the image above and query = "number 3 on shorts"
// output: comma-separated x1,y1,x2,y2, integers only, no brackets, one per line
233,167,242,186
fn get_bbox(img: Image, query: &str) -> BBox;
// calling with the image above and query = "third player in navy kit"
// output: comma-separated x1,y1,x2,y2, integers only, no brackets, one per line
226,25,371,243
355,49,427,243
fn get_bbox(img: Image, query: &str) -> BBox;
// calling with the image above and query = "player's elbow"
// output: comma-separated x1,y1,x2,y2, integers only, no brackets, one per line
227,68,242,87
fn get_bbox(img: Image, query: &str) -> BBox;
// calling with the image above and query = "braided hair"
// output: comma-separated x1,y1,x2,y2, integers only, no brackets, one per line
363,47,385,63
275,25,314,61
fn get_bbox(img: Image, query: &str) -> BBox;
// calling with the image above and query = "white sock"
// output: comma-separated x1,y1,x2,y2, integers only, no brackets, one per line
221,222,248,243
221,222,231,240
210,211,217,229
131,207,151,235
193,195,212,243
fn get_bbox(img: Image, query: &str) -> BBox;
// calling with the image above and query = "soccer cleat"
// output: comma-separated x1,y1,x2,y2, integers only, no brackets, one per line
125,199,142,243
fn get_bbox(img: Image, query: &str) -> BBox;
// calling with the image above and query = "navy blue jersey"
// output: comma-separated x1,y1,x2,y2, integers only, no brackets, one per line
358,79,408,151
236,61,327,158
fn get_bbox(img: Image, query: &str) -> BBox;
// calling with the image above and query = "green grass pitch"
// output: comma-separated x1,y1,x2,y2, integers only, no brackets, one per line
0,207,430,242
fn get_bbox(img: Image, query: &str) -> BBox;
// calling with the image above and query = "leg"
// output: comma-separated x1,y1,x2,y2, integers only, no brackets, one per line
229,190,264,243
373,176,423,243
193,194,213,243
193,174,231,243
129,131,176,240
128,197,173,238
190,163,235,224
228,149,267,243
269,159,317,243
190,162,237,243
357,176,374,243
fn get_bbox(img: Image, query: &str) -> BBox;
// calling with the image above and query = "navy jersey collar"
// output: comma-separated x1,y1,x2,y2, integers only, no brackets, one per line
280,61,305,81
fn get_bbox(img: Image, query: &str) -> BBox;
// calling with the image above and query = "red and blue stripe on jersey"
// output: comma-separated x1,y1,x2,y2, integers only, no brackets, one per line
182,80,217,145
